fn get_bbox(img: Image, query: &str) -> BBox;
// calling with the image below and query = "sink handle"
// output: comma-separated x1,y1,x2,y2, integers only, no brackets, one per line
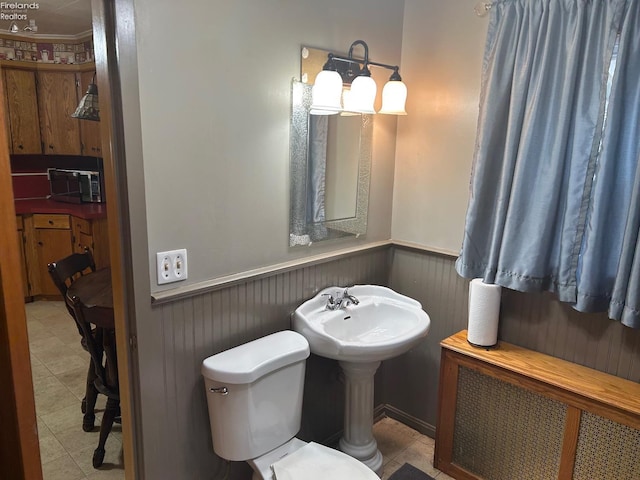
322,293,338,310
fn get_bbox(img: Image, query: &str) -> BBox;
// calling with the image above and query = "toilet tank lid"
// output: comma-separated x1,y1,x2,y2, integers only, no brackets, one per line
201,330,310,384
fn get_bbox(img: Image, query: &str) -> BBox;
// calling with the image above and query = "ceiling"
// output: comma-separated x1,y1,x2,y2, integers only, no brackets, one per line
5,0,92,37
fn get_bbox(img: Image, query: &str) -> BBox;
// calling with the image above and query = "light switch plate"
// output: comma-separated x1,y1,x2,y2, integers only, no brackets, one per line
156,249,188,285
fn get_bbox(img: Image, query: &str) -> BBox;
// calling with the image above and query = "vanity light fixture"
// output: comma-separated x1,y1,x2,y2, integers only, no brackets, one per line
72,73,100,122
310,40,408,115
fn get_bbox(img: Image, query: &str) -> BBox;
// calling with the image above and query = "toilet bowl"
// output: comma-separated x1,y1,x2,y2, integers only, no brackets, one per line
201,331,380,480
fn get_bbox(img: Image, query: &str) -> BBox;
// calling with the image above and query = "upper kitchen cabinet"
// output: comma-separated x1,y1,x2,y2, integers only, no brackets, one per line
3,69,42,154
37,71,82,155
77,70,102,156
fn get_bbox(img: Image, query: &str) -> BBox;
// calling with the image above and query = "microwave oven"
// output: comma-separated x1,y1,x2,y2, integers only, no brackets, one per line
47,168,104,204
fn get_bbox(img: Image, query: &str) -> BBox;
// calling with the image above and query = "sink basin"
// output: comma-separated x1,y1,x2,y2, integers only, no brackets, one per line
293,285,431,363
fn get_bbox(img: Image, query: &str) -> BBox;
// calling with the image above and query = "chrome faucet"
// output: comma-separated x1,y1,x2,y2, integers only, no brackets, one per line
324,288,360,310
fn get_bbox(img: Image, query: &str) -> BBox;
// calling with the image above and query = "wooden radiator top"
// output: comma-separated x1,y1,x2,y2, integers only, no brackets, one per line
441,330,640,418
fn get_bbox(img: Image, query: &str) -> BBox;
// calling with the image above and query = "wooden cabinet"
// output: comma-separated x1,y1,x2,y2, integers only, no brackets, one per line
19,213,109,299
3,69,42,154
32,214,73,296
16,216,29,296
71,215,110,269
37,71,82,155
77,70,102,156
435,331,640,480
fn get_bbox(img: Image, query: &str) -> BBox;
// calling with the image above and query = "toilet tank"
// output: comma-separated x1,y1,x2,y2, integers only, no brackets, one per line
201,330,310,461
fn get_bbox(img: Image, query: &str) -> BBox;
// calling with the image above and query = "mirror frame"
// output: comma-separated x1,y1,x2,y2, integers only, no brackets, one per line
289,80,373,247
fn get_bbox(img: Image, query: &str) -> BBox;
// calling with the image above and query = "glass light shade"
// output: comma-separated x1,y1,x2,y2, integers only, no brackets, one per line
71,83,100,121
347,75,377,114
340,88,361,116
310,70,343,114
379,80,408,115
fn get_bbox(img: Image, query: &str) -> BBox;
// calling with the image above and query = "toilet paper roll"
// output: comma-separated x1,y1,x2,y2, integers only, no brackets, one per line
467,278,501,347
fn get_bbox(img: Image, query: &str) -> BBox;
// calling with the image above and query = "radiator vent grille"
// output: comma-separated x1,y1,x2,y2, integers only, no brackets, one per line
452,366,565,480
573,411,640,480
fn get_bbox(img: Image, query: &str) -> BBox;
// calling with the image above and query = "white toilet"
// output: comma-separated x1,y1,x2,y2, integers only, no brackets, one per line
201,330,380,480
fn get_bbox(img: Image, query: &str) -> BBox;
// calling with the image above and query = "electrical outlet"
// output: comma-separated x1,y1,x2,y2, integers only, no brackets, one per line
156,249,188,285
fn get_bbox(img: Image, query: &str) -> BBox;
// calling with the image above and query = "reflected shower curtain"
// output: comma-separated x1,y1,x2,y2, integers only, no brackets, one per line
456,0,640,327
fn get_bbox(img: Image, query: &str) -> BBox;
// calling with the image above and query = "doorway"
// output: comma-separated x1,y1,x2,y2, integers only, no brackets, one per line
1,1,137,478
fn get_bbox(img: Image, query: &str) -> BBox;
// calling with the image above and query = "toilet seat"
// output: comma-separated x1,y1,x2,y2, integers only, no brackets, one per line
271,442,379,480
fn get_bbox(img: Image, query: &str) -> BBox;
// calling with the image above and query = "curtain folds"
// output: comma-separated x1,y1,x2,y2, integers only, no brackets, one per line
456,0,640,327
307,115,329,241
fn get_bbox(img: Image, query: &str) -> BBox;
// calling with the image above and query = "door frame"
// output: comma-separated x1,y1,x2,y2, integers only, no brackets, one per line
0,1,143,478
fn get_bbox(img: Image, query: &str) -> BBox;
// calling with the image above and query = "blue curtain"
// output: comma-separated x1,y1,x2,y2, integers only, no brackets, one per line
456,0,640,328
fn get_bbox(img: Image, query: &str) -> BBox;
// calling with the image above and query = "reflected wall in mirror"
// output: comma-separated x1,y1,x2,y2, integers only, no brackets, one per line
289,80,372,247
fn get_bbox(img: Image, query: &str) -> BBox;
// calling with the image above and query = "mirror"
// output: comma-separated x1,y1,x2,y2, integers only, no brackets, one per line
289,80,373,247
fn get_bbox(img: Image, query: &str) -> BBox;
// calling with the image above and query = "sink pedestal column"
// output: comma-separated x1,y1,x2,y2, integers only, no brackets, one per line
338,360,383,476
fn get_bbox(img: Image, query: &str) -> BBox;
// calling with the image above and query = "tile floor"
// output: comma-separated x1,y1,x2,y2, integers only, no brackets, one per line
373,417,454,480
26,300,125,480
26,301,450,480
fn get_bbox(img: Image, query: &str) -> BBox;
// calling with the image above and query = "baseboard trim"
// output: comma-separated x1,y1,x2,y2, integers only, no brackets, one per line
322,404,436,446
378,404,436,438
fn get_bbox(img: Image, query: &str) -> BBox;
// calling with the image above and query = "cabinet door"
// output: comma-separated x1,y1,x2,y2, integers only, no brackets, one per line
77,71,102,156
4,69,42,154
35,229,73,296
17,227,29,296
72,216,93,253
37,71,81,155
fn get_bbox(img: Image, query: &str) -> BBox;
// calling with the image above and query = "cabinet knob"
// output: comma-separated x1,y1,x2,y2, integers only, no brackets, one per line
49,144,54,150
18,144,23,150
37,241,43,246
48,220,53,225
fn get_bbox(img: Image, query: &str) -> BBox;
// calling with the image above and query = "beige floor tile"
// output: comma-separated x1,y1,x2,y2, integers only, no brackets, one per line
69,437,124,476
434,472,456,480
37,415,54,439
57,365,90,399
41,403,85,435
85,468,127,480
28,319,56,341
373,417,421,464
32,362,54,381
381,460,403,480
34,380,80,416
392,439,438,477
30,336,67,355
39,435,67,464
41,453,86,480
56,427,103,455
46,353,88,376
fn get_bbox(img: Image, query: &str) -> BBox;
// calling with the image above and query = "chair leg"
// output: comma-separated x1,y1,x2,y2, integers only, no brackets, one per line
83,359,99,432
93,396,119,468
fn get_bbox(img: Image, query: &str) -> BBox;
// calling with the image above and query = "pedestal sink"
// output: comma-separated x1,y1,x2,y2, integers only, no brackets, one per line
293,285,431,476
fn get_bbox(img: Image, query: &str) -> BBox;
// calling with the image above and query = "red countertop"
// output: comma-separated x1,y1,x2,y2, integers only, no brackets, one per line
14,198,107,220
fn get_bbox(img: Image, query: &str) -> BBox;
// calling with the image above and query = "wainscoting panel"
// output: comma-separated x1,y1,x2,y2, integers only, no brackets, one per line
384,247,471,431
146,247,390,480
500,289,640,382
385,246,640,436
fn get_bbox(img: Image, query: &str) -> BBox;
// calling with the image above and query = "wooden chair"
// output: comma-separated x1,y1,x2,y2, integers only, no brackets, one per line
47,248,103,432
68,295,120,468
